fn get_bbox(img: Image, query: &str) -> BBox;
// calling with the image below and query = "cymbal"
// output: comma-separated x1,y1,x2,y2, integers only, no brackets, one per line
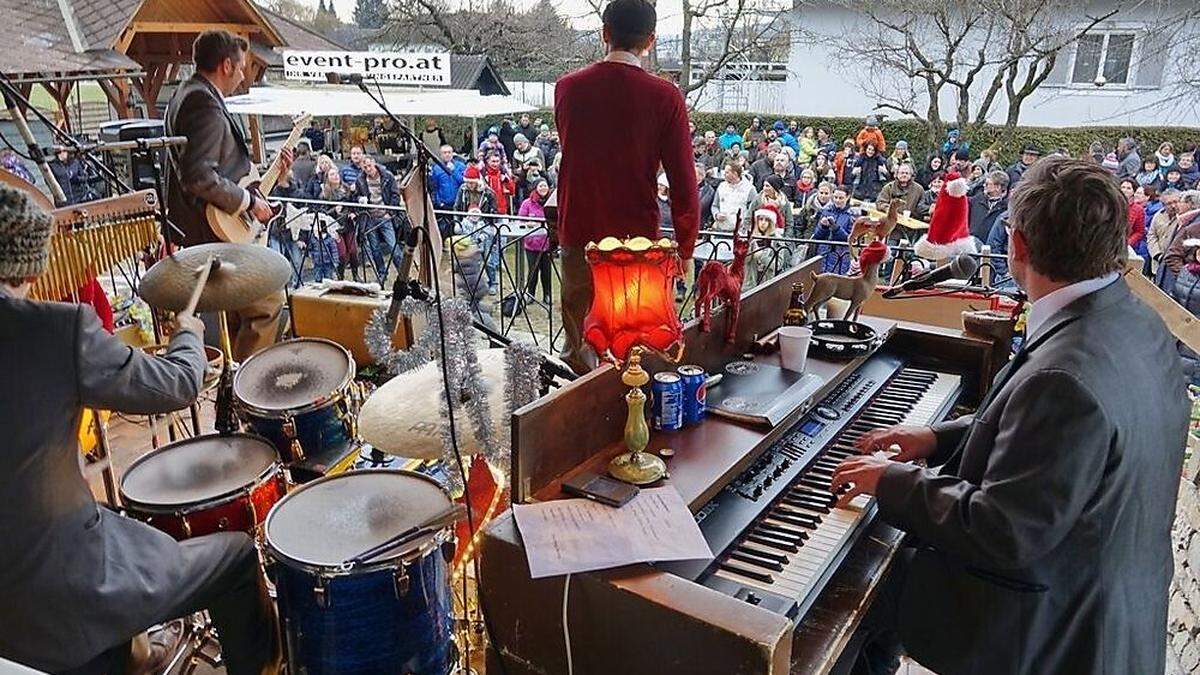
359,348,509,460
140,243,291,312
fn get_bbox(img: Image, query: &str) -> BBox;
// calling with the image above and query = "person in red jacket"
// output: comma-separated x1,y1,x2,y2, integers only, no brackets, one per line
554,0,699,373
480,150,516,216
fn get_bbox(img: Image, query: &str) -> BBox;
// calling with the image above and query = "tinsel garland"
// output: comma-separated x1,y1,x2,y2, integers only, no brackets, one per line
362,297,499,492
496,340,543,475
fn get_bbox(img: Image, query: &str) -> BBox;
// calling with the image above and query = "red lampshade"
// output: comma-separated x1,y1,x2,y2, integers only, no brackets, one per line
584,237,684,363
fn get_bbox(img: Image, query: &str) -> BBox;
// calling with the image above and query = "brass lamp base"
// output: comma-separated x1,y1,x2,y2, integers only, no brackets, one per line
608,450,667,486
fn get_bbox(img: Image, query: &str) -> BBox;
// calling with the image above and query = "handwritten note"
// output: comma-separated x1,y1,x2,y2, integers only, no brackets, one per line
512,487,712,579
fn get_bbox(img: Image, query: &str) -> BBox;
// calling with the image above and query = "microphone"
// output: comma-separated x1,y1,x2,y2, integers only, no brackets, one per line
882,254,979,298
384,225,424,331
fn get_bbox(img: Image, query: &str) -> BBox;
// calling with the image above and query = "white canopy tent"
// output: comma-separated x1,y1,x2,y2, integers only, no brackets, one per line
225,84,537,118
226,84,536,161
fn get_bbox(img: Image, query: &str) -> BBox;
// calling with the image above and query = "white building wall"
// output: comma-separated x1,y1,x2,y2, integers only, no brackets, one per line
783,1,1200,127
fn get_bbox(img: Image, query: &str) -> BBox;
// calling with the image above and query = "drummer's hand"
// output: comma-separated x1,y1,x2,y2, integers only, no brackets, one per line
251,196,274,224
852,424,936,463
174,312,205,337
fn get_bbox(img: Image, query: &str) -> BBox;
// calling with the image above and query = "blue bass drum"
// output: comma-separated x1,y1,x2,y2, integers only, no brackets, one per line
264,470,456,674
234,338,357,466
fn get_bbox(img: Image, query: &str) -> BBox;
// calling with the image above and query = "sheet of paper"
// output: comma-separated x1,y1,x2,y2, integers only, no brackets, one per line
512,486,713,579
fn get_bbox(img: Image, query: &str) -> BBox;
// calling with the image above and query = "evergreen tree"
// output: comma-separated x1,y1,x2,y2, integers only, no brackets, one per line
353,0,388,28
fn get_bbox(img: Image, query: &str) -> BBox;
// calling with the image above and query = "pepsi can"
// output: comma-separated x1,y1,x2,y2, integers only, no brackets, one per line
678,365,707,425
651,372,684,431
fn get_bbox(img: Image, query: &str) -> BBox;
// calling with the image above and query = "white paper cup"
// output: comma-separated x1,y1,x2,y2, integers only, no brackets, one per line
779,326,813,373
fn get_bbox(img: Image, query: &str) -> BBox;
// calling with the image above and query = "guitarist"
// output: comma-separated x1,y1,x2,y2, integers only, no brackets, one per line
166,30,292,361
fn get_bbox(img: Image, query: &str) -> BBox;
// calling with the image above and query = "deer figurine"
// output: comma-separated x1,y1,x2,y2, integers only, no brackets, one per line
695,223,751,343
802,201,898,323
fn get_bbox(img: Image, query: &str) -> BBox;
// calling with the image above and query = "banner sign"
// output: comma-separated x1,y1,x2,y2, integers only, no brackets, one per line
283,50,451,86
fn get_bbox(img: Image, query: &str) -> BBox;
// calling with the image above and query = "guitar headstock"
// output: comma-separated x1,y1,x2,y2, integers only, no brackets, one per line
293,113,313,130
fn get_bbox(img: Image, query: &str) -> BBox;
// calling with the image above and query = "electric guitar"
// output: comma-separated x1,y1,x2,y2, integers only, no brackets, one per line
206,113,312,244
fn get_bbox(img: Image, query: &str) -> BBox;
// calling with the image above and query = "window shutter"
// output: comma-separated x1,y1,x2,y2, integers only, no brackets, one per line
1135,32,1170,88
1043,47,1072,85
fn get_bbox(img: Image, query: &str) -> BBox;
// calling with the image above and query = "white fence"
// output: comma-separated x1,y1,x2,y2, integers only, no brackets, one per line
507,78,788,115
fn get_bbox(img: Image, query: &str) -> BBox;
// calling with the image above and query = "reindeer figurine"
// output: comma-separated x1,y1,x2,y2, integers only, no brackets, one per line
695,222,751,343
801,200,899,323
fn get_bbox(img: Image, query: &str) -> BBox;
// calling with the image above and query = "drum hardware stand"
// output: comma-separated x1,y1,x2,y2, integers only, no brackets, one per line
87,408,120,506
214,311,240,435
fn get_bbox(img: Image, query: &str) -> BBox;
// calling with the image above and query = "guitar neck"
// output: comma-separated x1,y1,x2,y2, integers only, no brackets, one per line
257,122,307,196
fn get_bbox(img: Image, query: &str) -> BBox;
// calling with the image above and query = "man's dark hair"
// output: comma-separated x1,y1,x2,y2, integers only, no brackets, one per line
1008,157,1127,282
602,0,656,51
193,30,248,73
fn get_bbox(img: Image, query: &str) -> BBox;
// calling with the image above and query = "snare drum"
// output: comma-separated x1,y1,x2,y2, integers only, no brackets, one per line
120,433,286,540
265,470,455,674
234,338,356,465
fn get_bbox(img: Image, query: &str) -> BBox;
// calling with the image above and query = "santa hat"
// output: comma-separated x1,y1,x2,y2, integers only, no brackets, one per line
859,240,888,268
913,170,976,260
464,164,481,180
754,206,779,226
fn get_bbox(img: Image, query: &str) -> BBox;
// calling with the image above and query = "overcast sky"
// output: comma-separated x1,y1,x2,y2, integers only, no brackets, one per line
319,0,690,35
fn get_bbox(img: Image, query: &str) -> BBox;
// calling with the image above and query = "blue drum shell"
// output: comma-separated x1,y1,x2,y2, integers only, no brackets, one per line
243,401,351,464
273,547,454,674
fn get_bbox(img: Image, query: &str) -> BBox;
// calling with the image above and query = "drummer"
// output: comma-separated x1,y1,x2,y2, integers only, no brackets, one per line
0,185,276,674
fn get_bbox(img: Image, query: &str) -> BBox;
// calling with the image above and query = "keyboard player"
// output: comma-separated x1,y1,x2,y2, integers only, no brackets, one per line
829,158,1188,674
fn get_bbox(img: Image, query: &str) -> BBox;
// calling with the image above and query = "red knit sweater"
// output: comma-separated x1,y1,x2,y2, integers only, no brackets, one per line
554,61,699,257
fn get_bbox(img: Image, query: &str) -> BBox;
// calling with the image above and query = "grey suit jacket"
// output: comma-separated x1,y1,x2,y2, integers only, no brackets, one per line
876,278,1188,674
0,297,206,670
165,74,252,245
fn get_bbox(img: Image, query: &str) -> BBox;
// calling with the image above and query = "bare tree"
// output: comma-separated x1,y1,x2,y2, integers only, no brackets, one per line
676,0,788,95
382,0,597,78
798,0,1114,149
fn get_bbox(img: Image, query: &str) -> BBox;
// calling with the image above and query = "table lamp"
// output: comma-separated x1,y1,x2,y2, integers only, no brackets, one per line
583,237,685,485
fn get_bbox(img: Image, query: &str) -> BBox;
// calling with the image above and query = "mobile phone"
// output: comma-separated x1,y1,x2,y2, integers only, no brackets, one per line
562,472,640,507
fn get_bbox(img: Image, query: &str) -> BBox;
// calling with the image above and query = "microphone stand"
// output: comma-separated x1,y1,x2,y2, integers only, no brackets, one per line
351,75,455,326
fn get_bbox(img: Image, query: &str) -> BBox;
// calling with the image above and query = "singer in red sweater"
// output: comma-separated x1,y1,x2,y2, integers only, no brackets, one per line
555,0,699,374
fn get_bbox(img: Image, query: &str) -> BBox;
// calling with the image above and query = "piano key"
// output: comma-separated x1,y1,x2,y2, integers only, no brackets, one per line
747,533,799,552
730,549,785,571
719,562,775,583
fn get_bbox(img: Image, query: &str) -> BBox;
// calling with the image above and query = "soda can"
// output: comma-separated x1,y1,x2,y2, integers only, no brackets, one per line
651,372,684,431
677,365,707,425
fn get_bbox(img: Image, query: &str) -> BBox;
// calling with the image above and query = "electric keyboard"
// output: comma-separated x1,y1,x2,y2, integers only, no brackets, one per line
660,351,962,620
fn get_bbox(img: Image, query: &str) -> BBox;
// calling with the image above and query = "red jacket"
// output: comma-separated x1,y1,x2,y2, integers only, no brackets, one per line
1128,200,1146,247
482,165,516,215
555,61,699,257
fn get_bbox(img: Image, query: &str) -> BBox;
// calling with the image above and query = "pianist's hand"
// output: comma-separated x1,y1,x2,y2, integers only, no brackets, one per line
830,452,891,508
853,424,935,463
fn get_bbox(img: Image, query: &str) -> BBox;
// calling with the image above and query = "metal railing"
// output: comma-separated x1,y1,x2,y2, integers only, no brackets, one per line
270,196,1017,354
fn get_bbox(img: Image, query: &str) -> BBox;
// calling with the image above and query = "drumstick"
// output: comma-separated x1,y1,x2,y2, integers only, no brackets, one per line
181,255,215,316
341,503,467,569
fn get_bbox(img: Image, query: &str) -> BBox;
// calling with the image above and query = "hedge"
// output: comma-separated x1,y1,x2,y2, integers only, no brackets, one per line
363,109,1200,167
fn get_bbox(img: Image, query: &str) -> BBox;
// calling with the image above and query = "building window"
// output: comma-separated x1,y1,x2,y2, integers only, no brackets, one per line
1071,32,1136,85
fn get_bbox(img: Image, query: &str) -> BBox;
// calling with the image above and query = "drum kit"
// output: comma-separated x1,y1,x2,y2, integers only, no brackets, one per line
126,242,471,674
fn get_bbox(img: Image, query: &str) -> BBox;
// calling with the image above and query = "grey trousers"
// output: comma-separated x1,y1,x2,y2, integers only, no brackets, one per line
227,290,286,363
558,245,597,375
62,532,274,675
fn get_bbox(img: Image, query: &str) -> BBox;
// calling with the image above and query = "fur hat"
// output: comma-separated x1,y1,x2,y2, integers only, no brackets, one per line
859,240,888,268
913,170,976,260
0,184,53,281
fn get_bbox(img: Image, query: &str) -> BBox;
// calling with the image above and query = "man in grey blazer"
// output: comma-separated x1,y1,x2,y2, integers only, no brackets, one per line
831,157,1189,674
0,185,275,674
166,30,290,362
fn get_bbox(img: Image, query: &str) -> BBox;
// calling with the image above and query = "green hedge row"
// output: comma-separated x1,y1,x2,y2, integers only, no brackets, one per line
373,109,1200,167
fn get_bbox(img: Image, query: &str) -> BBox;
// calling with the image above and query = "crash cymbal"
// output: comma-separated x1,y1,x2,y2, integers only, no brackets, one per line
140,243,291,313
358,348,508,460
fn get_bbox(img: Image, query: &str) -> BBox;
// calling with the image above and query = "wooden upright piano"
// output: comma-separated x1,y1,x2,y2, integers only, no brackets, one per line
479,259,1001,674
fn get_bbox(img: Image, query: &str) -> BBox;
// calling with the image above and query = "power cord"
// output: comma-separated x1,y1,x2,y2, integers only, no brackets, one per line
562,573,574,675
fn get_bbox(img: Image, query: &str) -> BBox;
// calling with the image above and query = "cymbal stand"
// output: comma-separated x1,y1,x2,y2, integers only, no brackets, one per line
214,311,239,435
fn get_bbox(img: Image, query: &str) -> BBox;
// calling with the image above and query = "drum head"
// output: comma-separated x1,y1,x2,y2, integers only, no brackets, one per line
121,434,277,508
235,339,352,413
266,471,452,567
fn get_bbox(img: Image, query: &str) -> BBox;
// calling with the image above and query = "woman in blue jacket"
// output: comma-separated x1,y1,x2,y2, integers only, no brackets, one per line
813,185,855,274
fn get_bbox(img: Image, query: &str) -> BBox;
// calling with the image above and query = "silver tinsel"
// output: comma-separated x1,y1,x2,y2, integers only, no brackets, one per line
362,296,498,493
496,340,543,475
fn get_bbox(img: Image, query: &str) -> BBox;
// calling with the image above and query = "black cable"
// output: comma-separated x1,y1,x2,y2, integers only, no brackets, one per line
0,128,34,160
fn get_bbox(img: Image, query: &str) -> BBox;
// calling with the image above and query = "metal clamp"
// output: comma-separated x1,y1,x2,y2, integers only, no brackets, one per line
313,575,330,609
393,565,411,599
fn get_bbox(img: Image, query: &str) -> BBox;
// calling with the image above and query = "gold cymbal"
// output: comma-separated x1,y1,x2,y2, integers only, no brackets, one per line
140,243,291,312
